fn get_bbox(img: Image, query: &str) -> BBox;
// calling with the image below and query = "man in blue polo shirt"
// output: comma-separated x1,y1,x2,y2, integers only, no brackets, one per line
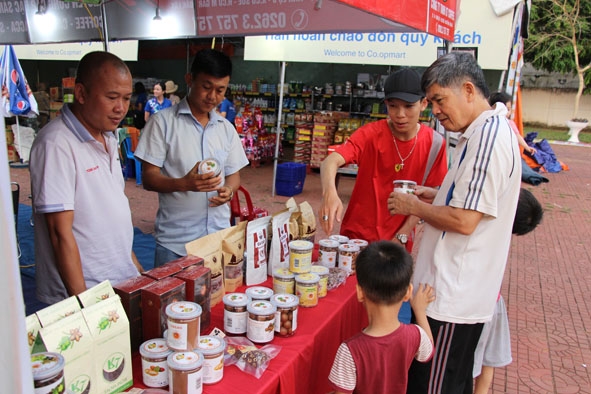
30,52,142,304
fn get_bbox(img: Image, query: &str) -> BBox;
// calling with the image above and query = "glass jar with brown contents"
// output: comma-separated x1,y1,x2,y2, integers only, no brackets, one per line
246,300,277,344
223,293,250,335
270,293,299,337
139,338,172,388
198,335,226,385
166,301,202,352
167,351,204,394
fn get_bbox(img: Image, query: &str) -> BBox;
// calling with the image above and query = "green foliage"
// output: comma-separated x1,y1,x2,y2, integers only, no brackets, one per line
524,0,591,89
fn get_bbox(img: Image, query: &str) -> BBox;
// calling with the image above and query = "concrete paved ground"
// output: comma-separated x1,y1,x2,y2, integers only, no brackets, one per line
10,141,591,393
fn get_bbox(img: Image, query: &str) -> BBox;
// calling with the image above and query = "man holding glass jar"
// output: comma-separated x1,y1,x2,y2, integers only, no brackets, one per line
319,68,448,252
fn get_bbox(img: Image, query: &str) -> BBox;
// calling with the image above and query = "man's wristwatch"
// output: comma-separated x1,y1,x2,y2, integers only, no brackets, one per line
396,233,408,244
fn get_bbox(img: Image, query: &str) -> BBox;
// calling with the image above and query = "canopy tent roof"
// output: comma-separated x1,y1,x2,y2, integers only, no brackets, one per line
0,0,457,46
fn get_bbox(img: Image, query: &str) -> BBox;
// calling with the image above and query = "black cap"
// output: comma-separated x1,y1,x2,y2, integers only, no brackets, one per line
383,68,424,103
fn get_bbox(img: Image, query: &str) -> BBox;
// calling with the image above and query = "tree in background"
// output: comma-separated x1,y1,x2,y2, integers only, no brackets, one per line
524,0,591,121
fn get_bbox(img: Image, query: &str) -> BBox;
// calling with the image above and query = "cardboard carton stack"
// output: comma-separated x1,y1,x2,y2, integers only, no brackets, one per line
29,281,133,394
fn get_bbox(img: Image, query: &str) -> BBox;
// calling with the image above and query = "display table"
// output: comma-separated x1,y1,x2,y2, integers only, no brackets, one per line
130,274,367,394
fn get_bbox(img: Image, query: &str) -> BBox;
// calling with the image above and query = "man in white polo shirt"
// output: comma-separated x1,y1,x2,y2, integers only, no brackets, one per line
30,52,141,305
388,52,521,393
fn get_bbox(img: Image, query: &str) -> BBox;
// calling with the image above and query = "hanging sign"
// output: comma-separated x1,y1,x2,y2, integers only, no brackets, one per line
195,0,421,37
245,0,512,69
335,0,457,41
10,41,138,61
0,0,30,44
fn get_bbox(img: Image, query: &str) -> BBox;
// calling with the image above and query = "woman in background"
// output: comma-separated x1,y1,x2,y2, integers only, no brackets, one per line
145,81,172,122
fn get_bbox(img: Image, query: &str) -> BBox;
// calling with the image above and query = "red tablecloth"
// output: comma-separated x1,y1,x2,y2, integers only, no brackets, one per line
130,274,367,394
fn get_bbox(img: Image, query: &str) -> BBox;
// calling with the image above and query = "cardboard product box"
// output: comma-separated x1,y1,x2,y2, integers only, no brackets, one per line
49,86,60,101
36,296,81,327
141,277,186,341
7,144,19,162
142,261,183,281
25,314,42,354
39,312,94,394
82,295,133,394
169,255,205,271
174,266,212,332
5,130,14,145
112,275,156,351
77,280,116,308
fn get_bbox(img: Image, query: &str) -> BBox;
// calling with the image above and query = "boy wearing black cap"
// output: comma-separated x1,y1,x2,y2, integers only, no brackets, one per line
319,68,447,252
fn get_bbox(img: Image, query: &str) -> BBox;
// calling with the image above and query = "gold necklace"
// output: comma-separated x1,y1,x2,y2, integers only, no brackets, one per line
390,121,419,172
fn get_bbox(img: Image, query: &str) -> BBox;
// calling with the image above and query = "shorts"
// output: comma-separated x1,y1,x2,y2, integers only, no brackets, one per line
473,295,512,377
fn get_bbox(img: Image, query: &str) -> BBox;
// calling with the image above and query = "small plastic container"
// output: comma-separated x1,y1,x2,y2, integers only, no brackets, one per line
31,352,65,394
246,300,277,344
393,180,417,194
166,301,202,352
167,351,204,394
245,286,274,301
198,335,226,385
295,273,320,308
289,240,314,273
198,158,221,176
318,239,340,268
139,338,173,388
311,265,329,298
348,238,369,252
338,243,360,275
270,293,299,337
223,293,250,335
273,268,295,294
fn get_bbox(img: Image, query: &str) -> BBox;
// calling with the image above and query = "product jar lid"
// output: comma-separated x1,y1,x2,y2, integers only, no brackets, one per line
140,390,169,394
246,300,277,316
329,234,350,244
318,239,340,248
197,335,226,356
223,292,250,307
338,243,360,253
245,286,274,300
139,338,172,359
288,240,314,251
348,239,368,248
270,293,300,308
273,268,295,279
198,157,221,176
295,272,320,284
31,352,65,381
393,180,417,187
165,301,202,320
311,265,329,276
167,351,204,371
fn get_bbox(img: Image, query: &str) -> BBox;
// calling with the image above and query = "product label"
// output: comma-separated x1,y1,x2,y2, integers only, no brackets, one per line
247,317,274,343
141,358,168,388
224,310,247,334
318,249,337,268
289,252,312,273
318,277,328,298
167,320,188,350
273,277,294,294
339,254,353,274
188,369,203,394
202,354,224,384
296,284,318,307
